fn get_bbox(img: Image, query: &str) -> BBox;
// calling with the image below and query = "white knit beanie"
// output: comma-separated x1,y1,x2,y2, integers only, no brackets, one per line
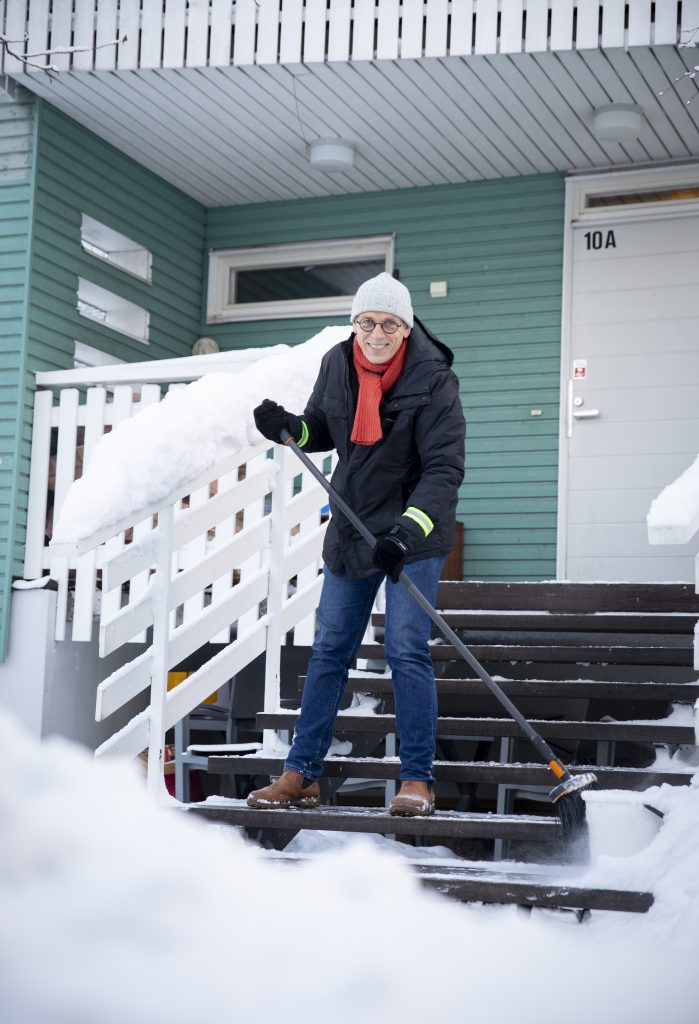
350,272,414,328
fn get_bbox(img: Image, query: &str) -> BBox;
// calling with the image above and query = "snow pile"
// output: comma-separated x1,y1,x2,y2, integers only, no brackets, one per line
647,452,699,543
0,708,696,1024
52,327,347,544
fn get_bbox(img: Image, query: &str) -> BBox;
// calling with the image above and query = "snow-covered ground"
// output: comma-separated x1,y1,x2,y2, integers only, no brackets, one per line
1,707,697,1024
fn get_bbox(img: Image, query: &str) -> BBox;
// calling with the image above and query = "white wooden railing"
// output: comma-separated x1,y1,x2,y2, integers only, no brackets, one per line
2,0,691,78
28,360,335,793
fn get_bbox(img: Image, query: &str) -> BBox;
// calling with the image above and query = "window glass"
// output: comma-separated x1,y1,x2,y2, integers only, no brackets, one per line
231,258,385,304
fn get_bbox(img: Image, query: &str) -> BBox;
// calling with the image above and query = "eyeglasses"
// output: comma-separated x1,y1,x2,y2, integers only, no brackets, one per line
354,317,403,335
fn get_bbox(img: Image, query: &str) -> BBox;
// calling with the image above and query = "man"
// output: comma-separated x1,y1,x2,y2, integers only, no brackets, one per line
250,272,465,816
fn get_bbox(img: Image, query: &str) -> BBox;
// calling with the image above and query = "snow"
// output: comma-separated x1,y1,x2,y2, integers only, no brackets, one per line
52,327,347,544
647,452,699,544
1,707,697,1023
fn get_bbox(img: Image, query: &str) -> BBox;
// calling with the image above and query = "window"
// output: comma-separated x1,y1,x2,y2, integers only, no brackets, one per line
81,214,152,283
206,234,394,322
77,279,150,343
73,341,126,370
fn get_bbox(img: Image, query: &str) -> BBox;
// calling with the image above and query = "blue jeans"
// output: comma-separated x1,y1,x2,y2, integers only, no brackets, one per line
284,556,445,784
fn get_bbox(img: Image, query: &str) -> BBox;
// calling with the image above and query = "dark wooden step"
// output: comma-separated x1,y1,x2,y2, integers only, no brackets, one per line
262,853,653,913
206,754,694,789
186,800,562,840
258,711,695,743
317,675,699,702
373,611,698,634
356,642,694,666
435,581,699,614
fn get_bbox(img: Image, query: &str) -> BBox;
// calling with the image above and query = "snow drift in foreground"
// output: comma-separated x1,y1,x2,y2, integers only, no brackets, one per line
52,326,347,544
0,709,696,1024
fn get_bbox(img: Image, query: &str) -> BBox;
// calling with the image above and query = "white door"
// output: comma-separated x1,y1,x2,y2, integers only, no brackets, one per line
561,192,699,582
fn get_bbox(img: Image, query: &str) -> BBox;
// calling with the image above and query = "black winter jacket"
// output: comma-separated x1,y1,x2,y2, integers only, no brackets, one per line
301,317,466,578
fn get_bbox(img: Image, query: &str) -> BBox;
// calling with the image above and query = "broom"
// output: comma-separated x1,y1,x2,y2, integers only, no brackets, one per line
281,429,597,841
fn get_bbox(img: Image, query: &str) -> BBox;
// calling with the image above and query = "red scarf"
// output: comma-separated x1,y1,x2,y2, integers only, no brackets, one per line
351,335,408,445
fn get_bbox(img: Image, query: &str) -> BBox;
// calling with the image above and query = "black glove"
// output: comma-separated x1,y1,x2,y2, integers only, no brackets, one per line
372,525,412,583
253,399,305,445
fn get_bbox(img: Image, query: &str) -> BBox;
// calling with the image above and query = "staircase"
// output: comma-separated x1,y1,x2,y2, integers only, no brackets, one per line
187,581,699,915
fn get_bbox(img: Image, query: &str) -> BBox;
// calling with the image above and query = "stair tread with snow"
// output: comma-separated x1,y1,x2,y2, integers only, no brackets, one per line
256,710,695,744
205,754,694,789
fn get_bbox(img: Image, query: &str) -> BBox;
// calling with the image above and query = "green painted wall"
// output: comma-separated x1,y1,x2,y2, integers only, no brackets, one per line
204,174,565,580
0,96,36,662
2,96,207,661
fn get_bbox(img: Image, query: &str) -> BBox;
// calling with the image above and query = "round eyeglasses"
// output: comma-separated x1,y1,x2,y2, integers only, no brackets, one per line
354,317,403,335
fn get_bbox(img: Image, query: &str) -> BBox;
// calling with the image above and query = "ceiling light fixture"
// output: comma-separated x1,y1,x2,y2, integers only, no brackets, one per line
309,138,355,172
592,103,645,142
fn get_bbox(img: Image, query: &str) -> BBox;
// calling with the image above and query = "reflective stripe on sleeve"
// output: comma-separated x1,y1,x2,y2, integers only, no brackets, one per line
298,420,310,448
402,506,434,537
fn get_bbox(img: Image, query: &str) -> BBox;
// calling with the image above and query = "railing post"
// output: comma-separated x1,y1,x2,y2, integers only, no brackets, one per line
146,502,174,799
263,445,287,751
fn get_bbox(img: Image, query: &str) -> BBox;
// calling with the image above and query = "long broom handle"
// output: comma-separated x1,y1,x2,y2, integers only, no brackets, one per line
281,429,575,785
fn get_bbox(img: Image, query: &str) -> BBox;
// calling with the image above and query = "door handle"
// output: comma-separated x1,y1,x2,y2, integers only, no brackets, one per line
573,409,600,419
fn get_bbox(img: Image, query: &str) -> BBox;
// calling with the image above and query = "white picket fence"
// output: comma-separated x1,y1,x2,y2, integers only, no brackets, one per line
30,364,335,793
2,0,690,78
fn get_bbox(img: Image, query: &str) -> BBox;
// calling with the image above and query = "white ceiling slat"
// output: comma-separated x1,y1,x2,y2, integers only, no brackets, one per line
601,49,678,161
186,0,210,68
449,0,473,57
508,52,601,168
627,0,652,47
116,0,141,70
140,0,164,70
279,0,303,65
72,1,97,71
575,0,600,51
499,0,524,55
461,56,562,172
209,0,233,66
630,48,697,156
232,0,257,66
681,0,699,39
376,0,400,60
399,0,424,60
601,0,626,50
653,2,680,45
424,0,448,59
524,0,549,54
328,0,351,62
374,59,494,181
47,0,72,72
326,59,465,185
95,0,118,71
257,0,281,65
24,0,49,72
647,47,699,146
474,0,498,55
550,0,574,52
304,0,329,63
352,0,376,61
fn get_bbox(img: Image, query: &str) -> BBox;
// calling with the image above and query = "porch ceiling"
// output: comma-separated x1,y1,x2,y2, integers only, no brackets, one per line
19,46,699,207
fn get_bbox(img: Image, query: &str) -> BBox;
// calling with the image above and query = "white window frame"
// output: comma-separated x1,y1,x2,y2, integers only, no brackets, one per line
206,234,395,323
81,214,153,283
73,341,126,370
77,278,150,343
570,163,699,225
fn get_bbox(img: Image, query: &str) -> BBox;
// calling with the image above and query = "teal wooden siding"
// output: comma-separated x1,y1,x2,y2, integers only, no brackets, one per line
0,98,36,661
205,175,565,580
9,99,207,580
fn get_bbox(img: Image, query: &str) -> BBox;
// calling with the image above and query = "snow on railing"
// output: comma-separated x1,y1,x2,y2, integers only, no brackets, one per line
1,0,689,78
647,454,699,674
50,439,334,793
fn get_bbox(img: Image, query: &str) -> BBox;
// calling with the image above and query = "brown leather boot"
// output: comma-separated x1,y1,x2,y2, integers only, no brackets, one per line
389,780,435,817
247,770,321,809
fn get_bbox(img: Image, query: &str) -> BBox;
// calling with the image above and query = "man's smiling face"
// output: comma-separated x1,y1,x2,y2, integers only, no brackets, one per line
354,311,411,365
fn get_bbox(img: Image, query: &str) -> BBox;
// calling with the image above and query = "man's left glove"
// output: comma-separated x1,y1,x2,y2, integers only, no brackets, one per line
372,525,412,583
253,399,305,445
